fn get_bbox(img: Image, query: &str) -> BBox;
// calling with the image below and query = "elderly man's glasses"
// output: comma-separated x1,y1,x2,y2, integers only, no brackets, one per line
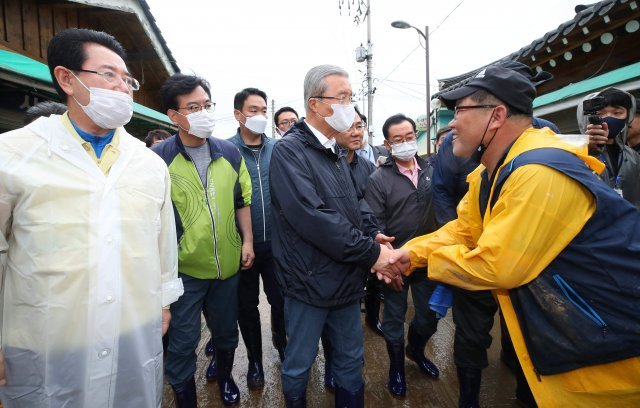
310,95,354,105
453,104,497,117
71,68,140,91
349,124,365,131
178,102,216,113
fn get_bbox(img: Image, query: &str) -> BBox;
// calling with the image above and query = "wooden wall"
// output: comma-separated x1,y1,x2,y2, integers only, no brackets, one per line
0,0,170,111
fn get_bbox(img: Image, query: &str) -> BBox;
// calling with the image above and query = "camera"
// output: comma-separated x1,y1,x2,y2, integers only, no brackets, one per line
582,96,606,125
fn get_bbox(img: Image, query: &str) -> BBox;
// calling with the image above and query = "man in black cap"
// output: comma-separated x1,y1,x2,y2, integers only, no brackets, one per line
430,61,558,408
384,66,640,407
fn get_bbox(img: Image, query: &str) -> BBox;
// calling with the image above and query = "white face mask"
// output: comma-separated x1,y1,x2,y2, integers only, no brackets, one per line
72,73,133,129
243,114,268,135
322,103,356,133
182,109,216,139
391,140,418,161
361,131,369,147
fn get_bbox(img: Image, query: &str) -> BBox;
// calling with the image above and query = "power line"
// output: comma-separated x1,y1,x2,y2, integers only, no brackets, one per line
429,0,466,37
382,45,421,80
375,77,425,98
384,0,467,77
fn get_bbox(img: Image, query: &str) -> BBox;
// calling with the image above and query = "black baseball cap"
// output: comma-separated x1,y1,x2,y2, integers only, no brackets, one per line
499,60,553,87
439,66,537,115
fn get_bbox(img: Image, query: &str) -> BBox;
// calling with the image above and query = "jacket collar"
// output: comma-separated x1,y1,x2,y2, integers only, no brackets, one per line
229,131,273,149
173,132,223,161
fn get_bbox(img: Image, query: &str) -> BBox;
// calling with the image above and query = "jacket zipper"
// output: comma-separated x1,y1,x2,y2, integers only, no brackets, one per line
241,142,267,242
256,146,267,242
553,274,608,338
186,151,222,279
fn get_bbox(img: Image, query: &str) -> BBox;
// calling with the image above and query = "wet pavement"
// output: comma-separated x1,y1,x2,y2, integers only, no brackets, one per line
163,286,519,407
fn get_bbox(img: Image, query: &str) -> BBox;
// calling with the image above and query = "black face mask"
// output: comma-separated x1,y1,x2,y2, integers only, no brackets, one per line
601,116,626,139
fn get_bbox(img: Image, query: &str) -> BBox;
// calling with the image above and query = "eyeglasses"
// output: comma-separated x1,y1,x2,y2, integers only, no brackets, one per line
71,68,140,91
349,124,365,131
278,119,296,127
453,104,497,117
178,102,216,113
310,95,354,105
389,133,417,144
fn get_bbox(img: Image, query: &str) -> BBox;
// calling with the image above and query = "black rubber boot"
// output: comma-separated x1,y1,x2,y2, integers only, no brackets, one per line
216,349,240,406
172,376,197,408
335,383,365,408
205,354,217,382
386,341,406,398
364,293,384,337
240,316,264,389
271,311,287,362
245,333,264,389
284,392,307,408
406,325,439,378
321,330,335,391
457,366,481,408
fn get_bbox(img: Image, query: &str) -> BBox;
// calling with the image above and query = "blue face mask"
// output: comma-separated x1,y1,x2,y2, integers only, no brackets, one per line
601,116,626,139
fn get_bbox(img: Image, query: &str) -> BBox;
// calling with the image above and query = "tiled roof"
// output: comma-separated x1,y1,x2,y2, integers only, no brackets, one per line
434,0,631,98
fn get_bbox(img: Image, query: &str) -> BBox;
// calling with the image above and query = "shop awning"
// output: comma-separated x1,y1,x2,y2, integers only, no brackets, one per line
533,62,640,116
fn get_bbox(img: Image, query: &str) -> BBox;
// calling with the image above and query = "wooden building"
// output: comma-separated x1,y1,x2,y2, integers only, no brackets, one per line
0,0,178,137
432,0,640,133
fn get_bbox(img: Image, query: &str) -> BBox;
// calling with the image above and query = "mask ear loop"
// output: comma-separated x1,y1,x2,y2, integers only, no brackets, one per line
476,108,496,154
171,109,190,134
69,70,92,109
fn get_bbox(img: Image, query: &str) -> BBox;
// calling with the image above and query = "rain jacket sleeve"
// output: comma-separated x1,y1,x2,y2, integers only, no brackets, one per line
271,140,380,267
159,166,182,307
404,164,595,289
402,189,476,275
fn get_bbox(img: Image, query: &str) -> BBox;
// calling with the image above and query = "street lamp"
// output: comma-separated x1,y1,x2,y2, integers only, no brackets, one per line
391,20,431,156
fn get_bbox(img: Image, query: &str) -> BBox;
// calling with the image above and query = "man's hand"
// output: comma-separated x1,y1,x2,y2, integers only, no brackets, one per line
374,233,395,249
586,121,609,149
389,248,412,276
162,309,171,336
0,350,5,385
240,242,255,270
371,244,402,281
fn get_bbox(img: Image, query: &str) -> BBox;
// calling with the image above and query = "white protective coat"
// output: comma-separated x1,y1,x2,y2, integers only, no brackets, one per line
0,115,183,407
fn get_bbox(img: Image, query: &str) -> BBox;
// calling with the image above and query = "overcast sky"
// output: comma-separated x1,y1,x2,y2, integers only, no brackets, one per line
146,0,581,144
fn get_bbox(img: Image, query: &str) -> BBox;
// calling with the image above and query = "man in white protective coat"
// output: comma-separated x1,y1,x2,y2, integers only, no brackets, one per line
0,28,183,407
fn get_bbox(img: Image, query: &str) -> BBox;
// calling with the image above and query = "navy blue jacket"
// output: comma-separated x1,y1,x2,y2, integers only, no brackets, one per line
492,148,640,375
348,152,376,199
228,132,275,244
270,120,381,307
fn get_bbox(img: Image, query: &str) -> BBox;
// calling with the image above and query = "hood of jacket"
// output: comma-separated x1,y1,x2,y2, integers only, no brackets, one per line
576,88,637,146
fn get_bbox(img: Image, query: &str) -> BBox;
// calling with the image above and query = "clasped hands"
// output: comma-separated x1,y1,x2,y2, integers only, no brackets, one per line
371,233,411,292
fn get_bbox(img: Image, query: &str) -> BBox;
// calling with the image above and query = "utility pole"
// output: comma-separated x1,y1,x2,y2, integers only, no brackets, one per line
365,0,374,145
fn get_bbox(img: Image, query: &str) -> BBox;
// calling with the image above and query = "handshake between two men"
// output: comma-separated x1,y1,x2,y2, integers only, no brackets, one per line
370,233,412,292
